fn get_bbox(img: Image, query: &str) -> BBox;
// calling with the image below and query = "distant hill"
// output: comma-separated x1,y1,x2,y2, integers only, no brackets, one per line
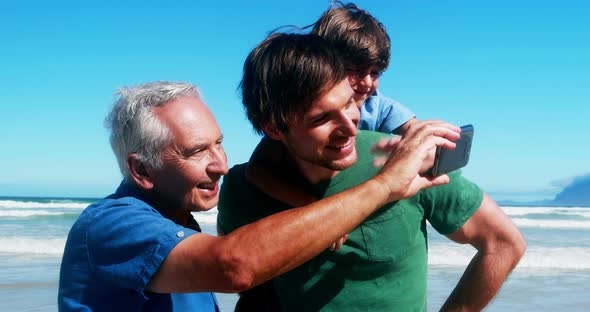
498,199,552,207
551,174,590,206
498,173,590,207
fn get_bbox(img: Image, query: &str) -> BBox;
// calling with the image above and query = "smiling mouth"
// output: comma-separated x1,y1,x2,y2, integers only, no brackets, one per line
197,182,217,190
353,90,371,99
328,138,353,150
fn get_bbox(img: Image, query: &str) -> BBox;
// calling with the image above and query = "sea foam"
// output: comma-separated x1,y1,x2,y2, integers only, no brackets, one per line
511,218,590,229
0,210,71,218
0,237,66,255
0,200,89,210
502,206,590,218
2,235,588,271
428,244,590,270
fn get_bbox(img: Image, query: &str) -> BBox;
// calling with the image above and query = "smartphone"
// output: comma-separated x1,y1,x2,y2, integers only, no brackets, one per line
429,124,474,176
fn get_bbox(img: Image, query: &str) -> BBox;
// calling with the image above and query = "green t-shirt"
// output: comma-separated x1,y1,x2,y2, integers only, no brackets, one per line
217,130,483,311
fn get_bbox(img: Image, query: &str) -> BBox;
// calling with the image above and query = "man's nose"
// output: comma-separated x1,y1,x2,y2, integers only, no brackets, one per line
208,146,229,175
338,107,359,136
356,74,374,92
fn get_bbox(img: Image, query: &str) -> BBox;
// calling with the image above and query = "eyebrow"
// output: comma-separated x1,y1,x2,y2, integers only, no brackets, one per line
180,134,224,157
347,95,355,104
178,143,206,158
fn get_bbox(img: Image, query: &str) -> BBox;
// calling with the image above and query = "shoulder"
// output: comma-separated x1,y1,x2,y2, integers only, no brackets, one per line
217,163,262,233
78,194,197,248
218,162,293,234
91,195,197,260
82,195,164,227
420,171,484,234
219,163,249,203
224,163,248,183
367,90,398,106
363,91,415,134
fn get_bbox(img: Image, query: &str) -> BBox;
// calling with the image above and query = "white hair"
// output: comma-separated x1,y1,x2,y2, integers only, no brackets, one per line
104,81,200,180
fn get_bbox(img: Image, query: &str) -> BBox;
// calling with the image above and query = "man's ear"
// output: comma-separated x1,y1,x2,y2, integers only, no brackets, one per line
261,123,283,141
127,154,154,190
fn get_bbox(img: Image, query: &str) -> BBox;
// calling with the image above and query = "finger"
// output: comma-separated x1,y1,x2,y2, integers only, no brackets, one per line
427,135,458,152
372,135,402,153
411,135,458,157
332,234,349,252
420,122,461,142
333,239,343,251
408,120,461,134
329,242,336,251
405,120,461,142
373,156,388,167
421,173,451,187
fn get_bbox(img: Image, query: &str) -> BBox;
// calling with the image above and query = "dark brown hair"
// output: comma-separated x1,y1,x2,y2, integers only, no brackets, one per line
311,2,391,73
240,33,346,134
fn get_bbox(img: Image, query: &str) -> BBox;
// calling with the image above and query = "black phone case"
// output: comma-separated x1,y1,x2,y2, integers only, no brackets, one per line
430,124,474,176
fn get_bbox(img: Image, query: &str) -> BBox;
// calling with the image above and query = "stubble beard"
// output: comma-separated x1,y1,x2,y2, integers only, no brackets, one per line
290,144,358,174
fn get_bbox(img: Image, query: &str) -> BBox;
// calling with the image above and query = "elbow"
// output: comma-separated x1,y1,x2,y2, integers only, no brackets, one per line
215,247,257,293
512,230,527,262
482,229,527,268
499,229,526,269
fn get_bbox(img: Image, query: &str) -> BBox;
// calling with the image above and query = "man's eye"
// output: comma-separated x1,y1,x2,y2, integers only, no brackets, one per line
345,101,354,109
312,115,327,124
189,150,203,157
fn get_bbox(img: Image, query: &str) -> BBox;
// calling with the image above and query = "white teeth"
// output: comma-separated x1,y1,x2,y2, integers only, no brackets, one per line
198,183,216,190
332,139,351,149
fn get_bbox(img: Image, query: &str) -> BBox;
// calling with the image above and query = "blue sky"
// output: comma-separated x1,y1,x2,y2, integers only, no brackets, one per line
1,0,588,201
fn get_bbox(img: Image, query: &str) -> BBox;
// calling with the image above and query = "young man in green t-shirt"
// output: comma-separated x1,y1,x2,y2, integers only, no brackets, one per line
217,33,526,311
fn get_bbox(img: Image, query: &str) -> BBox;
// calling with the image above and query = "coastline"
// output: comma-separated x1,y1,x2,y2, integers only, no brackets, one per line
1,198,590,311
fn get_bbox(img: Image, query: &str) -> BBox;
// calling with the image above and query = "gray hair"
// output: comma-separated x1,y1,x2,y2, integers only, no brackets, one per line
104,81,200,181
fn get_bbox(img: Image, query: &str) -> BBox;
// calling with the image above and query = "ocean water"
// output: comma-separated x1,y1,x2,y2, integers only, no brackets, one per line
1,197,589,311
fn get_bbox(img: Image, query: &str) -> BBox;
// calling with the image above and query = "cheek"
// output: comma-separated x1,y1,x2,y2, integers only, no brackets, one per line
372,79,380,91
169,162,208,187
355,100,364,109
352,93,366,104
186,164,208,182
348,105,361,120
317,125,342,144
293,130,322,150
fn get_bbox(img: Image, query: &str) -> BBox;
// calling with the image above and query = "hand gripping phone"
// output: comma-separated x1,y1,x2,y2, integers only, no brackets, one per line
429,124,474,176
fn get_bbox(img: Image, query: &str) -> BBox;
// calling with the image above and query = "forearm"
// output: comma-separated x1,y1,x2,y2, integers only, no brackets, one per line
150,187,387,295
215,178,390,291
441,247,518,311
440,242,524,311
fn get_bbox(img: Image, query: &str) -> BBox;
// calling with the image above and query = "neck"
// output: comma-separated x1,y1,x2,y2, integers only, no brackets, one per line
160,208,191,227
141,190,191,226
285,152,340,185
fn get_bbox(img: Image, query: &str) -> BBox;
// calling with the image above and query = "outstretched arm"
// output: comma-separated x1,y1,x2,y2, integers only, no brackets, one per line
440,193,526,311
148,121,461,294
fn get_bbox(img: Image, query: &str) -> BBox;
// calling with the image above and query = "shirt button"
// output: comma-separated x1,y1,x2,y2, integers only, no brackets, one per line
176,231,185,238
